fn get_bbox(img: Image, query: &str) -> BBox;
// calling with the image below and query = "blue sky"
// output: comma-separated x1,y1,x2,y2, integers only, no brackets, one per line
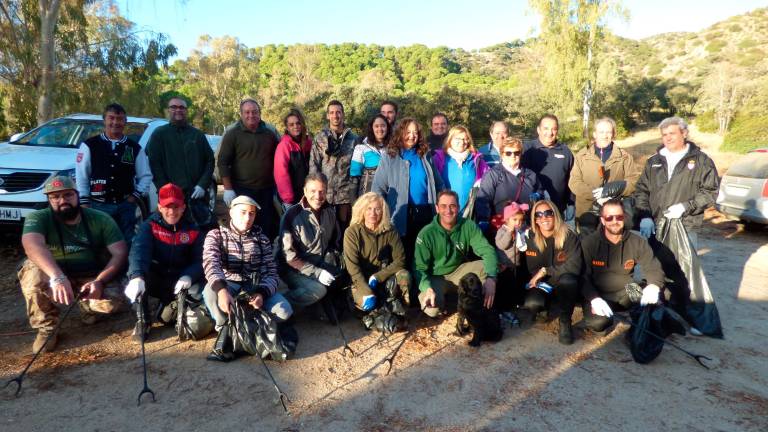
117,0,766,58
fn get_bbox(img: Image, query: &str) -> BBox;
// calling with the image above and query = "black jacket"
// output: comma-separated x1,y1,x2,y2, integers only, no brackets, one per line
475,165,543,221
580,228,665,302
524,229,582,281
128,212,204,281
522,139,574,212
633,142,719,230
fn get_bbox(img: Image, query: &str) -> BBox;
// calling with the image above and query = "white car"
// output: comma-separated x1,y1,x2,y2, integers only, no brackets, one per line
0,113,219,228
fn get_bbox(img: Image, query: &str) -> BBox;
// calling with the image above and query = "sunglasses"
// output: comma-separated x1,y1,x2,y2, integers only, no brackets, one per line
503,150,521,157
534,209,555,219
602,214,625,222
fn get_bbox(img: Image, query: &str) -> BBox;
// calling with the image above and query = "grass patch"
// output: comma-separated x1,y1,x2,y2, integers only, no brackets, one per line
721,113,768,153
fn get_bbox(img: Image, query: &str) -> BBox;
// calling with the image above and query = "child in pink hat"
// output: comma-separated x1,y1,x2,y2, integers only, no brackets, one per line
494,201,529,326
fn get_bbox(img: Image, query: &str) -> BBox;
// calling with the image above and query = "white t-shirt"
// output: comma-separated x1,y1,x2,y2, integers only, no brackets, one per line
659,144,690,181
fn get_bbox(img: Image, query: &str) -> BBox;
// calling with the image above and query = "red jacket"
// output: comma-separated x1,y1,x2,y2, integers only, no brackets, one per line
274,134,312,204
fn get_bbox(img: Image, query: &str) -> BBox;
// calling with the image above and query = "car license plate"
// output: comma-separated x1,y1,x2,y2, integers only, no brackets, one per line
726,185,749,197
0,208,22,221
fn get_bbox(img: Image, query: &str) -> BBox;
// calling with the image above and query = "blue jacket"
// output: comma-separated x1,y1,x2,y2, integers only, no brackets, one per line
479,142,502,167
128,212,204,282
372,150,444,236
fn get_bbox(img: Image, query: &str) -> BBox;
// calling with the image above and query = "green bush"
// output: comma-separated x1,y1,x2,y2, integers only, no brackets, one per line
705,40,727,54
721,113,768,153
728,24,743,32
738,38,757,49
695,111,719,133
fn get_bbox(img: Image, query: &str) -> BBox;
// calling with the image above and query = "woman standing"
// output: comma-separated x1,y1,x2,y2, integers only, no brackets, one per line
523,199,582,345
476,137,543,230
431,125,489,217
351,114,391,196
274,108,312,209
569,117,639,235
372,118,443,270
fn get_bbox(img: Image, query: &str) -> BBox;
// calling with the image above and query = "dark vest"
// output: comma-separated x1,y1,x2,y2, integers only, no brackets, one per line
84,133,140,204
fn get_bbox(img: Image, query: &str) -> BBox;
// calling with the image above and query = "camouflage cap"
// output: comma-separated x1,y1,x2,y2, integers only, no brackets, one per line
43,176,76,194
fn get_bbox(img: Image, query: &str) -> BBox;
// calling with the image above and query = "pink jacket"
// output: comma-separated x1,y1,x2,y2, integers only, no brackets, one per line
274,134,312,204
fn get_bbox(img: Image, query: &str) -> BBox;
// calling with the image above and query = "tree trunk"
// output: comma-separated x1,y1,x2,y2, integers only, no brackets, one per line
36,0,63,126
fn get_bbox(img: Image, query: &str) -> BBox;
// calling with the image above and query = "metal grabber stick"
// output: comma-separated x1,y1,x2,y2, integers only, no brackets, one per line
136,294,156,406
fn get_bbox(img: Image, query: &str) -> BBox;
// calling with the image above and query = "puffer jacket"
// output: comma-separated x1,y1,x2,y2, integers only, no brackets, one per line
202,222,279,298
309,127,359,205
475,164,543,222
632,142,719,230
277,197,340,278
343,223,406,293
569,144,640,218
128,212,204,281
274,133,312,205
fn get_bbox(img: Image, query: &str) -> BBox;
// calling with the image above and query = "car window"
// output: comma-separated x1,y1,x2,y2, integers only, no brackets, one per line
727,151,768,179
13,119,147,148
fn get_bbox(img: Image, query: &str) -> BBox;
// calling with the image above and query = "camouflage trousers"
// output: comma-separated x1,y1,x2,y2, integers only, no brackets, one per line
18,259,127,332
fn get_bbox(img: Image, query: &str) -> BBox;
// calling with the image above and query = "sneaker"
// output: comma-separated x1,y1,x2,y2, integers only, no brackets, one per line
32,330,57,354
558,318,574,345
131,321,150,344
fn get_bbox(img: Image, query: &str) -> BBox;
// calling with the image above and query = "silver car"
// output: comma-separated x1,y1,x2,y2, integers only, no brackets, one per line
716,148,768,227
0,114,219,227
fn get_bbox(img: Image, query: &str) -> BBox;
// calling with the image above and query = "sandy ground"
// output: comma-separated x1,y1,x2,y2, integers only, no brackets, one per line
1,130,767,432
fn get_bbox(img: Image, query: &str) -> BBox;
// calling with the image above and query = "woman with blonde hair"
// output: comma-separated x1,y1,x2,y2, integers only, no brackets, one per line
431,125,489,216
343,192,410,326
522,199,582,345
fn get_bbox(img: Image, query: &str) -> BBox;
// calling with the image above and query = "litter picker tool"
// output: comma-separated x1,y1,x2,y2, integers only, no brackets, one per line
323,297,354,357
136,294,156,406
256,353,290,413
614,314,712,369
4,289,84,397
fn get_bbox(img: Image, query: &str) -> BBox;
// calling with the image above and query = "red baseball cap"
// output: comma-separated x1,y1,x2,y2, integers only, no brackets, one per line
158,183,185,207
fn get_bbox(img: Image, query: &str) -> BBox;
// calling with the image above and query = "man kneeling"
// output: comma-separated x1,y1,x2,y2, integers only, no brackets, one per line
203,195,293,361
124,183,209,342
581,199,665,334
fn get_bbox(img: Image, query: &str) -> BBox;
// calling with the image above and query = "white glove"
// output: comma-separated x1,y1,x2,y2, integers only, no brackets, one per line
318,270,336,286
515,229,527,251
223,189,236,206
190,185,205,200
663,203,685,219
592,187,604,200
596,197,610,206
590,297,613,317
640,284,660,306
639,218,655,239
174,275,192,294
124,278,145,303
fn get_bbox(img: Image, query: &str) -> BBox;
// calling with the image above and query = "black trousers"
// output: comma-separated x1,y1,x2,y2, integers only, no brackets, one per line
523,273,580,318
494,265,530,312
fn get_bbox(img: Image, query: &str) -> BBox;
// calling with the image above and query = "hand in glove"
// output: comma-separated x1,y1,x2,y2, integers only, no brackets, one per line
640,284,660,306
223,189,236,206
174,275,192,294
639,218,655,239
124,278,145,303
663,203,686,219
590,297,613,317
592,187,604,200
596,196,611,206
368,275,378,289
190,185,205,200
361,294,376,312
515,229,527,251
318,269,336,286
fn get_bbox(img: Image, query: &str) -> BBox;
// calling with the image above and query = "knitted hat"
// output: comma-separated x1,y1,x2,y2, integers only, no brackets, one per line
503,202,529,220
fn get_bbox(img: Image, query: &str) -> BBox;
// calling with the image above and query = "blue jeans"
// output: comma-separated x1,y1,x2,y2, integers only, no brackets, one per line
91,200,137,246
202,280,293,331
281,270,328,308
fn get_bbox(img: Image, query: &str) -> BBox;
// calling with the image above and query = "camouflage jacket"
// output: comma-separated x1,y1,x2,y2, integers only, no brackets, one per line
309,127,359,205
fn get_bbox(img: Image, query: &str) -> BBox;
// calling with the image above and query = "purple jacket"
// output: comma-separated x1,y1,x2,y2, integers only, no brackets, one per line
431,150,489,184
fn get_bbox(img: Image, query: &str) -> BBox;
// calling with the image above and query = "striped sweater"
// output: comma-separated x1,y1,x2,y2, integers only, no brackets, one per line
202,222,278,297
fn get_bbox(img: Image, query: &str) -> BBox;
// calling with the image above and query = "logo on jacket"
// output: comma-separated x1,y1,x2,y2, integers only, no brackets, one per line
687,159,695,170
591,259,606,267
179,232,190,244
526,250,537,257
121,147,135,164
623,259,635,270
556,251,567,263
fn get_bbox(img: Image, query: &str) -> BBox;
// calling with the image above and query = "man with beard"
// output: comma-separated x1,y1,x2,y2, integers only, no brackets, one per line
580,199,666,335
146,96,215,229
19,176,128,353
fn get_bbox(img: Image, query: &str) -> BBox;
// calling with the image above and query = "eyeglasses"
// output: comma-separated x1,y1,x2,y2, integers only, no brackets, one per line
168,105,187,110
602,214,625,222
534,209,555,219
503,151,521,157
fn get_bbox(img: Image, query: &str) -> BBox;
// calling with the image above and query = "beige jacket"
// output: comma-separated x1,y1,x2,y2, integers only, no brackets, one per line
569,144,640,218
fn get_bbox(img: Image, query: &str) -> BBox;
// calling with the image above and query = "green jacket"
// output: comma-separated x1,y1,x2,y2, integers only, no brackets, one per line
343,223,406,292
218,120,279,190
146,123,214,196
414,215,498,292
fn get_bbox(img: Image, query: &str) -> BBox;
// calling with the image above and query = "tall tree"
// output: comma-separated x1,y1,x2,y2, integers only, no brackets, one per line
528,0,626,136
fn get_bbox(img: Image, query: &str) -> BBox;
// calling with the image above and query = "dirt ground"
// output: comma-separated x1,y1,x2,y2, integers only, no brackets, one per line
1,129,767,431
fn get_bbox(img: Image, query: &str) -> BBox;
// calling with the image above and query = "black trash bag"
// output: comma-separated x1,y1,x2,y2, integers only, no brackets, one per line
360,276,407,334
229,297,298,362
629,304,688,364
175,289,215,341
652,218,723,338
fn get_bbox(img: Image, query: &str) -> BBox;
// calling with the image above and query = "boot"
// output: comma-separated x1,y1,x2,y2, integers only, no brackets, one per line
131,299,150,344
206,326,234,362
32,329,58,354
558,316,574,345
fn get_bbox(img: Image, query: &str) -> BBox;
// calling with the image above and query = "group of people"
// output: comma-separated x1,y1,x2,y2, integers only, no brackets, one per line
18,96,719,361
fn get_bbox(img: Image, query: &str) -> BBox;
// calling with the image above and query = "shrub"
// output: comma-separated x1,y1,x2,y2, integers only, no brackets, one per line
738,38,757,49
728,24,743,32
721,113,768,153
705,40,727,54
694,111,718,133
